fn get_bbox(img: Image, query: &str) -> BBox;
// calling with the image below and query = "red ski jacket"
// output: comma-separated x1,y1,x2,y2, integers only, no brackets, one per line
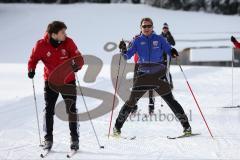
28,34,84,84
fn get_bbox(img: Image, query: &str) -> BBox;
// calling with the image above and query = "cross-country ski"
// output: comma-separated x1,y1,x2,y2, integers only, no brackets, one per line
167,133,201,139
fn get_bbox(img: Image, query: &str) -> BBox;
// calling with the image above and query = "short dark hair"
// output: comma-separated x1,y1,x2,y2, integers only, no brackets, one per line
140,18,153,26
46,21,67,35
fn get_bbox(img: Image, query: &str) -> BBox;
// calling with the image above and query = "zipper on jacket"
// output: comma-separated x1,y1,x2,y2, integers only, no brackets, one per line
147,36,152,73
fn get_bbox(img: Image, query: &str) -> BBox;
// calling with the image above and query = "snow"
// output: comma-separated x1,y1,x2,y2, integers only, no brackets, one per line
0,3,240,160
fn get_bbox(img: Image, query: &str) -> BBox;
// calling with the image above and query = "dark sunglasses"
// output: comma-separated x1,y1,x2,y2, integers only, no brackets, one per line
142,25,153,29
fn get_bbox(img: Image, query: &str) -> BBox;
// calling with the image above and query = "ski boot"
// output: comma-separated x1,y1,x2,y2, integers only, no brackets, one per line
183,126,192,136
113,127,121,138
42,140,53,150
70,140,79,151
148,103,154,115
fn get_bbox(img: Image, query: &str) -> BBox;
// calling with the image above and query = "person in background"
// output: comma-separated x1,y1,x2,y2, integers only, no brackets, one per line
161,23,175,89
230,36,240,108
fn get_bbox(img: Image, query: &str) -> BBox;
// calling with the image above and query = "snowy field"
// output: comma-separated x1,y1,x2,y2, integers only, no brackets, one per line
0,3,240,160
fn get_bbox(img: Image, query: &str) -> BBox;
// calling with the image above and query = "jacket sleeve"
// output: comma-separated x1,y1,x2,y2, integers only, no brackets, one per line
123,39,137,60
67,38,84,69
28,41,42,71
167,32,175,46
160,36,172,57
233,41,240,49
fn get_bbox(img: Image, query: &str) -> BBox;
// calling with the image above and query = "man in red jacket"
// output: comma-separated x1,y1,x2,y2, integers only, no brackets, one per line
231,36,240,48
28,21,84,151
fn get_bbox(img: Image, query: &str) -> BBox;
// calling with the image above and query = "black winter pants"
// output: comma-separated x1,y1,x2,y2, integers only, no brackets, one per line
115,69,190,130
133,64,155,107
43,81,79,142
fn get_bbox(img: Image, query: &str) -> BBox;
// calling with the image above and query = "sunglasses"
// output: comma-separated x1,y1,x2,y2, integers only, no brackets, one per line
142,25,153,29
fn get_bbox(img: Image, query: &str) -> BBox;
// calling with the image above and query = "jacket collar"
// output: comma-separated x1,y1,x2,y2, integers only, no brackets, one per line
141,31,156,39
43,33,65,48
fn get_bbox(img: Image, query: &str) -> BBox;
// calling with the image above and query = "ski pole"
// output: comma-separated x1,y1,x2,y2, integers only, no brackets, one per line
107,51,123,138
117,60,127,92
176,60,214,138
231,48,234,107
32,79,43,147
74,72,104,149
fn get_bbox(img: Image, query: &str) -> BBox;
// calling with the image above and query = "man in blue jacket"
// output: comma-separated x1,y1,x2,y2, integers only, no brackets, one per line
113,18,191,137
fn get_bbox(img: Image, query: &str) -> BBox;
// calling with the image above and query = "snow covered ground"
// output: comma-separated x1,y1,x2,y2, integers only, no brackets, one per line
0,3,240,160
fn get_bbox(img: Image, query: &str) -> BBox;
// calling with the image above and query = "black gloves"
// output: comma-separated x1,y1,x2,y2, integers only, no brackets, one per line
231,36,237,43
171,48,179,58
71,60,79,72
119,40,127,53
28,69,35,79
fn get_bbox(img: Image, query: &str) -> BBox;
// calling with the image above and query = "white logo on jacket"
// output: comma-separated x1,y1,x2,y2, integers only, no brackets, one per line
60,49,69,60
46,52,51,57
153,41,160,49
153,41,158,47
61,49,67,56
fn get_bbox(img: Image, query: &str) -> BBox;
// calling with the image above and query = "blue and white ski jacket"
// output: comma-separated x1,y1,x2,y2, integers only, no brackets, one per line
123,32,172,73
